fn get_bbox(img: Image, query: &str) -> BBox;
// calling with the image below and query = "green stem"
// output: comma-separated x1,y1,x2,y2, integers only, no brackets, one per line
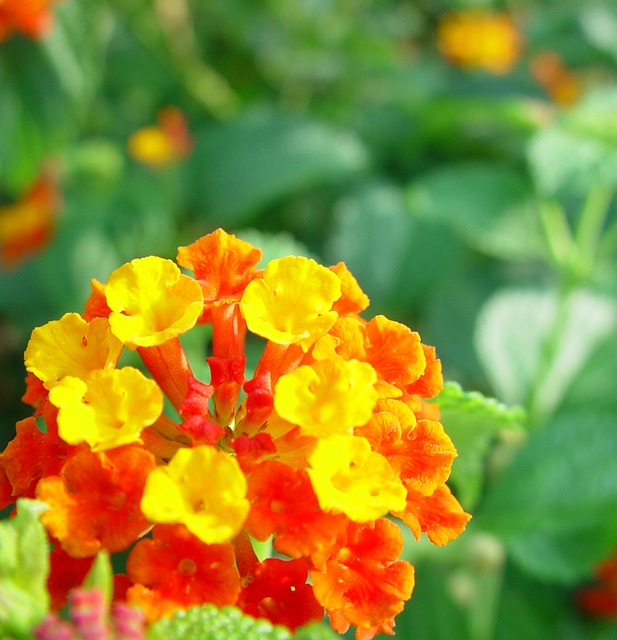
573,186,613,280
538,199,574,272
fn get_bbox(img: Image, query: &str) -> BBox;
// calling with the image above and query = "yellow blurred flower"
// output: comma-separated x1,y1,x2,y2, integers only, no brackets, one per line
436,9,522,74
127,106,193,169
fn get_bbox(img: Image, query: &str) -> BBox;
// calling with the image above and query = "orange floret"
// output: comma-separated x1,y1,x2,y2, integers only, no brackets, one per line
321,316,427,393
238,557,324,631
0,0,61,40
36,445,155,557
246,460,348,564
126,524,241,621
0,411,69,503
311,518,415,638
47,545,94,610
329,262,370,316
177,228,263,310
394,483,471,546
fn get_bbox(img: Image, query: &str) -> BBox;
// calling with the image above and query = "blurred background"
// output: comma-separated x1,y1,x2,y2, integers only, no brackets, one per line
1,0,617,638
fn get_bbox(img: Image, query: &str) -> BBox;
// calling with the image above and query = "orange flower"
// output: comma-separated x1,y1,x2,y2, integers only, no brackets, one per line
436,10,522,74
0,170,60,266
315,316,427,396
311,518,415,638
529,50,581,106
393,483,471,546
577,549,617,618
126,524,241,622
177,228,263,310
246,460,348,563
0,0,60,41
238,558,324,631
0,410,69,504
36,445,155,557
47,546,94,610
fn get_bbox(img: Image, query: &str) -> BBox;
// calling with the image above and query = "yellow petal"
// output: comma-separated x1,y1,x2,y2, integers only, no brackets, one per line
140,446,249,544
49,367,163,451
307,434,407,522
240,256,340,351
274,358,378,437
105,256,204,348
25,313,122,389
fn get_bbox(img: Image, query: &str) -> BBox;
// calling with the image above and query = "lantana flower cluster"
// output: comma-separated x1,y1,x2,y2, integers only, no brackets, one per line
0,229,470,639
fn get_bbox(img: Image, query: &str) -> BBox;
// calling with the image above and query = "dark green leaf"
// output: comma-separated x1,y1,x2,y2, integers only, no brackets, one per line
188,111,369,225
406,163,541,260
474,411,617,583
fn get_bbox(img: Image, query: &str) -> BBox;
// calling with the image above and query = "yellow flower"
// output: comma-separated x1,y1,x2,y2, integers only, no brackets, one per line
105,256,204,348
307,434,407,522
24,314,122,389
274,358,378,438
49,367,164,451
436,10,522,75
140,446,250,544
240,256,341,352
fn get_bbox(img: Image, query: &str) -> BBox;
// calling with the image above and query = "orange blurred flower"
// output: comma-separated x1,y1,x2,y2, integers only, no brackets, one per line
0,169,61,267
530,50,582,106
0,0,61,41
436,10,523,74
127,106,194,169
578,549,617,618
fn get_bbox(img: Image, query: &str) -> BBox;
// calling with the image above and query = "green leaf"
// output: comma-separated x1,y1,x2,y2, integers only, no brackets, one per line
146,605,292,640
393,561,470,640
494,563,588,640
474,410,617,583
474,288,617,420
188,111,369,225
325,179,459,313
0,499,50,638
527,87,617,196
81,551,113,609
435,382,526,509
406,163,541,261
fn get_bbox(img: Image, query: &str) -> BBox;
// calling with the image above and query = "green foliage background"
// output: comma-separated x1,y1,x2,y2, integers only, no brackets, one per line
2,0,617,638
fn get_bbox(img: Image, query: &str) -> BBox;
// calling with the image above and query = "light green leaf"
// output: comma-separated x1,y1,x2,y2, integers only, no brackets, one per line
325,179,459,313
406,163,541,260
527,87,617,196
474,288,617,421
0,499,50,638
474,411,617,583
188,110,369,225
436,382,526,509
81,551,113,610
